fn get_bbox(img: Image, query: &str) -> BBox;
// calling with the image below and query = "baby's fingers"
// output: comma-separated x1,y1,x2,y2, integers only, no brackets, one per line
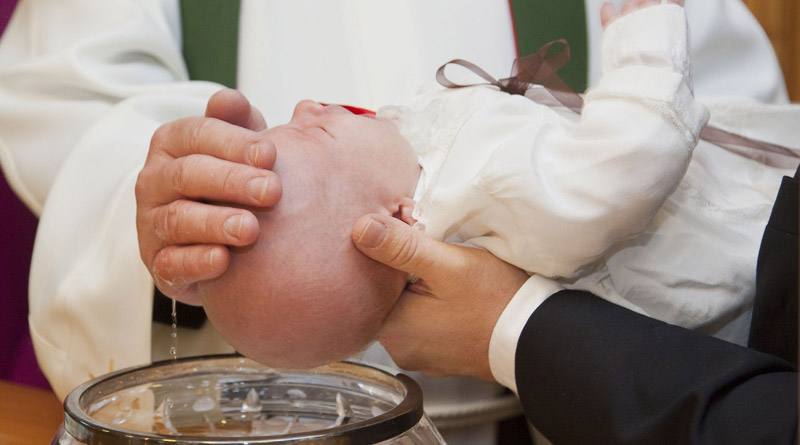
600,2,619,29
602,0,684,30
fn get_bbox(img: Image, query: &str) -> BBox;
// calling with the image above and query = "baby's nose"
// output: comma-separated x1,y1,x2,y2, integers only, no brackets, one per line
291,100,325,121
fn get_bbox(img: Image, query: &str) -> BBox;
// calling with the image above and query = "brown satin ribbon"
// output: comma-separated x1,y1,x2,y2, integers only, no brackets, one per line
436,40,798,168
437,39,584,113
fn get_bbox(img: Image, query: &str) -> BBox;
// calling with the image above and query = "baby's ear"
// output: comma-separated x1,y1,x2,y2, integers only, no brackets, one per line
392,197,417,226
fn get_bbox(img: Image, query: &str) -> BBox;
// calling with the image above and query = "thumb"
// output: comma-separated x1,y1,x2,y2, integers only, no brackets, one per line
206,88,268,131
352,213,456,279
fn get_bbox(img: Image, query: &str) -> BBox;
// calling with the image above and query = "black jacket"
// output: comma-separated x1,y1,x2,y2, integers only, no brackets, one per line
514,167,798,444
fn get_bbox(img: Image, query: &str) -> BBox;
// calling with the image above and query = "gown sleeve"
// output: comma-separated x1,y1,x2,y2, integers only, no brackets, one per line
468,5,708,278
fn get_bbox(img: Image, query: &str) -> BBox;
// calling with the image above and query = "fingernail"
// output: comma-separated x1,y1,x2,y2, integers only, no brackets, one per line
356,219,386,248
204,248,216,269
248,142,262,166
224,214,244,238
248,176,270,202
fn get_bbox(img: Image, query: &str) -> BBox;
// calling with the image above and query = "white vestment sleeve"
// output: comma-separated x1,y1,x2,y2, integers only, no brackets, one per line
0,0,223,400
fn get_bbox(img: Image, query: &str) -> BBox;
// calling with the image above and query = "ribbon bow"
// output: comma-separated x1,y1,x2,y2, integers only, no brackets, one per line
436,40,798,168
436,39,583,113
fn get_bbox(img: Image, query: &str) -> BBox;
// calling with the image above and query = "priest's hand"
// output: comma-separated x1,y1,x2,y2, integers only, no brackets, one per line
136,89,281,304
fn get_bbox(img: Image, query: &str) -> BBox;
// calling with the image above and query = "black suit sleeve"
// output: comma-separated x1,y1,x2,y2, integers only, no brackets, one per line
515,289,797,445
748,172,798,364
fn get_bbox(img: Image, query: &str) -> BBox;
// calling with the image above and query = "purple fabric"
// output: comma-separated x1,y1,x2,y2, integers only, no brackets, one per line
0,170,49,389
0,0,16,34
0,0,50,390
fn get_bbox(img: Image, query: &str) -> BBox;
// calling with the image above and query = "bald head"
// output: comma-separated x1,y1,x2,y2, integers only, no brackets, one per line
197,101,420,368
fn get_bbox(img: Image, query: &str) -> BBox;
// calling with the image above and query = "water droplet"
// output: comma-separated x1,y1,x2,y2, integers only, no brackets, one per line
192,395,215,412
170,298,178,361
286,388,307,399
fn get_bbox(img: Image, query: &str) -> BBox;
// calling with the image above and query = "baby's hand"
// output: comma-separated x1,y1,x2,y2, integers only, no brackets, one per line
601,0,685,29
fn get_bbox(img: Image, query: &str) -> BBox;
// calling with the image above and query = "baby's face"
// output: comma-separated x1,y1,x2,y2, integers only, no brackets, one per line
272,100,420,198
198,100,421,369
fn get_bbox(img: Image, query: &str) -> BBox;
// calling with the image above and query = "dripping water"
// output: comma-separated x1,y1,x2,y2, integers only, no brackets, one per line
170,298,178,361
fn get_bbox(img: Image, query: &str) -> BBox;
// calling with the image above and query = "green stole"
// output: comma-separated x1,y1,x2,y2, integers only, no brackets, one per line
510,0,587,91
179,0,588,91
180,0,241,89
154,0,241,327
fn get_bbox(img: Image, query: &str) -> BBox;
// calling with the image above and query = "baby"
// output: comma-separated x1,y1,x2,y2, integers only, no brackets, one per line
198,100,421,367
197,2,800,368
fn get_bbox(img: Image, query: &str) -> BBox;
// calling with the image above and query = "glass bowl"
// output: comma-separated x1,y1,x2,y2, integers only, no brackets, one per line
53,354,444,444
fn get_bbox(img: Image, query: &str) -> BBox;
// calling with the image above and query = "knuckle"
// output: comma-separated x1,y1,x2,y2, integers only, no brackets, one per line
153,250,188,291
134,164,159,203
158,200,187,242
149,124,170,151
134,168,148,201
189,118,212,152
151,251,169,280
386,234,419,270
220,164,239,197
221,129,242,160
180,247,193,278
172,156,191,195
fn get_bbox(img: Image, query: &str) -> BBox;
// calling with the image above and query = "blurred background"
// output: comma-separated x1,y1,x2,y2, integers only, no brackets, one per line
742,0,799,102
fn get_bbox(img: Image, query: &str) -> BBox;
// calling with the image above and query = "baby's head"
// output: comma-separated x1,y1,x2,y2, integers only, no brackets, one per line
197,100,421,368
